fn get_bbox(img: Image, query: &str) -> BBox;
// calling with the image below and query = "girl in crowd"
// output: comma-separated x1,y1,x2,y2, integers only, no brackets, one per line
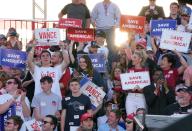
73,55,104,88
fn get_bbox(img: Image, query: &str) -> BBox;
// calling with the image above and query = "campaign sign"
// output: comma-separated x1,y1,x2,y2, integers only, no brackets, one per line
25,119,42,131
67,28,95,42
160,30,192,53
120,71,151,90
120,15,146,33
150,19,177,37
59,18,82,29
0,49,27,69
80,77,106,109
0,105,16,131
35,28,60,45
78,54,106,72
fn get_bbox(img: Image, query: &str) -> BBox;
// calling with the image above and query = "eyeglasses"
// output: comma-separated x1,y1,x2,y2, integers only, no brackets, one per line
5,121,14,125
42,120,52,125
6,81,17,85
149,0,156,1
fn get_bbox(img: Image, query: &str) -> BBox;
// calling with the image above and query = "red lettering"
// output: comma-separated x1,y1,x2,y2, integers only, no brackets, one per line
39,32,56,39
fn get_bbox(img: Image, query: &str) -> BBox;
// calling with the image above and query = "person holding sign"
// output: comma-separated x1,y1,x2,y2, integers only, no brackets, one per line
58,0,91,28
27,45,69,98
125,50,148,115
61,78,92,131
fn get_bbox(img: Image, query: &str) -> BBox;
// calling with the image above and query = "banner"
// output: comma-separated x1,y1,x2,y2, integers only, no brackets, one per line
0,49,27,69
160,30,192,53
120,71,150,90
0,105,16,131
78,54,106,72
150,19,177,37
59,18,82,29
35,28,60,45
67,28,95,42
25,119,42,131
120,15,146,33
80,77,106,109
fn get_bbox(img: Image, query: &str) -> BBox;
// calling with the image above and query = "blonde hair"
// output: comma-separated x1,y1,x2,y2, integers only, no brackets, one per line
133,50,148,67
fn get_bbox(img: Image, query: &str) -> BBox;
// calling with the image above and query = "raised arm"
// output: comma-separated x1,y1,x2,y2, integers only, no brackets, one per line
27,46,35,74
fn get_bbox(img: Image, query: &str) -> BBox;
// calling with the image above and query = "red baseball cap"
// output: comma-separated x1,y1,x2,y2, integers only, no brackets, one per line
80,113,93,122
136,38,147,49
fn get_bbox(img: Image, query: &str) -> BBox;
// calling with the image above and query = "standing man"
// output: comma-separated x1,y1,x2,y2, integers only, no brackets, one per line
91,0,121,66
61,78,92,131
139,0,165,22
58,0,91,28
167,2,181,25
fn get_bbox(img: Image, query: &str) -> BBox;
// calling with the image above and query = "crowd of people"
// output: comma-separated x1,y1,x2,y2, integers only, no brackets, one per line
0,0,192,131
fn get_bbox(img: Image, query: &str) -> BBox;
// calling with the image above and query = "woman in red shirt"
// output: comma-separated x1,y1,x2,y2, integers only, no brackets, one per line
125,50,149,115
160,51,188,91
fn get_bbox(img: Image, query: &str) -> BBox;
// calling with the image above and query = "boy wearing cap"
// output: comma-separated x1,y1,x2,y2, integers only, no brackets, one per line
77,112,94,131
84,30,109,60
163,84,192,115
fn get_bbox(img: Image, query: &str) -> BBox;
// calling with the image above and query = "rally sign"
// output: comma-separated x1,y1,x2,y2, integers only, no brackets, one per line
120,15,146,33
120,71,151,90
59,18,82,28
78,54,106,72
25,119,42,131
150,19,177,37
80,77,106,109
67,28,95,42
160,30,192,53
35,28,60,45
0,49,27,69
0,105,16,131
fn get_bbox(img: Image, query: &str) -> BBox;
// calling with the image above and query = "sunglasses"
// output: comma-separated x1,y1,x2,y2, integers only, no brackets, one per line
5,121,14,125
42,120,52,125
6,81,17,85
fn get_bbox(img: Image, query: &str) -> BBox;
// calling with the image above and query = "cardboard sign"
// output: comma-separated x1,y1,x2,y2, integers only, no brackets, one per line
150,19,177,37
67,28,95,42
78,54,106,72
120,71,151,90
120,15,146,33
35,28,60,45
0,105,16,131
160,30,192,53
59,18,82,28
25,119,42,131
80,77,106,109
0,49,27,69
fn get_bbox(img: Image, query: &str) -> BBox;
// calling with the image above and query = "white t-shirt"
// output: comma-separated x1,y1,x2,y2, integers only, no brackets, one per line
33,65,63,97
0,93,30,120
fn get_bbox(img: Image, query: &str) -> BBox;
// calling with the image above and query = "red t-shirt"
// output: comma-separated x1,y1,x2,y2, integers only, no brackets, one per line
163,68,178,91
